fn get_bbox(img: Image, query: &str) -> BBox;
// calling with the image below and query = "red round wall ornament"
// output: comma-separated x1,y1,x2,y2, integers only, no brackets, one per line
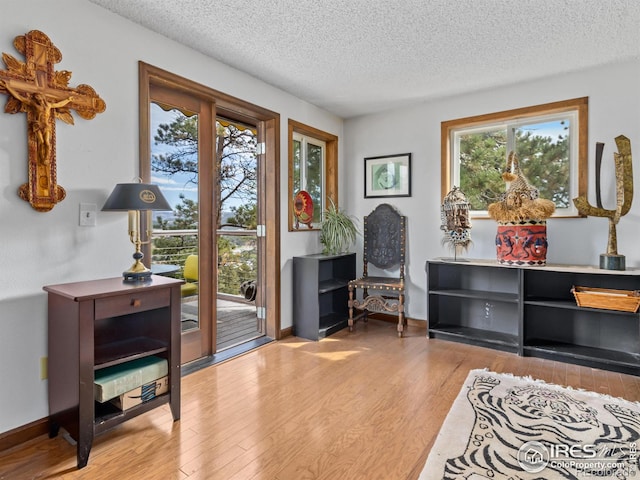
293,190,314,229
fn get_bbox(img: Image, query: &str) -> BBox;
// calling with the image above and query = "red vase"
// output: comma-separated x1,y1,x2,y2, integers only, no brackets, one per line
495,220,547,266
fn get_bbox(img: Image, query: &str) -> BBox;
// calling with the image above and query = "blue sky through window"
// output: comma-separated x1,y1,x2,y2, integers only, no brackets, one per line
518,119,568,144
150,103,198,211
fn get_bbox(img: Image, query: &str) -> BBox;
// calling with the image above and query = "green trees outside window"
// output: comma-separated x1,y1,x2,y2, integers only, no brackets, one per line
442,98,588,217
292,132,325,226
458,120,570,211
150,105,258,296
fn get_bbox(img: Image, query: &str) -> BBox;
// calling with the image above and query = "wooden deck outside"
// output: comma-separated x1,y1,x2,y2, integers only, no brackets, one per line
182,297,263,351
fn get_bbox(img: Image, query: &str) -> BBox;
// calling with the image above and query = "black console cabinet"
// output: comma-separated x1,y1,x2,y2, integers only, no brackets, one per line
426,259,640,375
293,253,356,340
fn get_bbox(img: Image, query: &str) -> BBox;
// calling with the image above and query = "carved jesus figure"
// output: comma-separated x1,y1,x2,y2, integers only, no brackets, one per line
1,81,74,165
0,30,106,211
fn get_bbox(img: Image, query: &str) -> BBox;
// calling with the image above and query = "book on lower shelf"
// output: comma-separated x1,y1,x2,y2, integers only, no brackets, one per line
94,356,168,403
109,375,169,410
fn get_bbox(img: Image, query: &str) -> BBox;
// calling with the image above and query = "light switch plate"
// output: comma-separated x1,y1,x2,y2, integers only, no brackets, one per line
79,203,97,226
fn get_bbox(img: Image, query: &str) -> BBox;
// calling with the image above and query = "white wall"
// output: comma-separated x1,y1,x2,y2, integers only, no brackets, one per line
0,0,341,434
344,59,640,322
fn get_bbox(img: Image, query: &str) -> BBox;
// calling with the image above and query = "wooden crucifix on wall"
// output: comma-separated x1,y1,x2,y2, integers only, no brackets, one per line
0,30,106,211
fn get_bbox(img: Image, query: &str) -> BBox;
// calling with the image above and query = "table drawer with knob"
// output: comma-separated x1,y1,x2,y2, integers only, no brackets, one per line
95,289,170,319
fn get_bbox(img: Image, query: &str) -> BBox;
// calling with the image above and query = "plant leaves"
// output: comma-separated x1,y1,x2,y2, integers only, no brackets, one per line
320,200,358,255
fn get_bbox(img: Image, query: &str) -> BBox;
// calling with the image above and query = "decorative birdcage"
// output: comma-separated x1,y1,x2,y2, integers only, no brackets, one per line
440,186,472,260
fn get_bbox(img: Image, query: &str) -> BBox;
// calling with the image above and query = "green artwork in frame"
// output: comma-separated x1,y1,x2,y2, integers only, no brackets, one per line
364,153,411,198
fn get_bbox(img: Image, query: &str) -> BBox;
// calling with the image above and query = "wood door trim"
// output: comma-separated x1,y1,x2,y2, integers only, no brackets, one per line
139,62,281,356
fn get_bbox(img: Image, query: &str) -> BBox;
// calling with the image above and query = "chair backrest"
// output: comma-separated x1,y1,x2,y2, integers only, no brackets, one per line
183,254,198,282
362,203,406,279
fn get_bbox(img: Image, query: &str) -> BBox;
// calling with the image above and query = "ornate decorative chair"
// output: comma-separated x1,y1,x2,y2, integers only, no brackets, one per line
348,203,407,337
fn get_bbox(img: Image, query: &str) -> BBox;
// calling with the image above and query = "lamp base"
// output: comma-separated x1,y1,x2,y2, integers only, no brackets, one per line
600,253,625,271
123,251,152,283
123,269,153,283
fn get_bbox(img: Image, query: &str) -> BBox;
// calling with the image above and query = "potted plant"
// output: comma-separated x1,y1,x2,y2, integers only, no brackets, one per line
320,198,359,255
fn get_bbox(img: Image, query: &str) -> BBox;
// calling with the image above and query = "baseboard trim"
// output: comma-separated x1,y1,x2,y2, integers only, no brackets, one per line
0,417,48,452
280,326,293,338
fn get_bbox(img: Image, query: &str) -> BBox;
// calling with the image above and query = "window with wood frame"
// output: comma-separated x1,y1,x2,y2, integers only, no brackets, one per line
441,97,588,218
288,119,338,231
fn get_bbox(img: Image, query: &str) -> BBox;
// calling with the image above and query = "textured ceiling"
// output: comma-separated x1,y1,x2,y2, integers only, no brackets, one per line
88,0,640,118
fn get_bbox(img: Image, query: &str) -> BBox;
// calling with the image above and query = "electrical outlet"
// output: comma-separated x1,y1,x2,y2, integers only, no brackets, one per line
41,357,48,380
79,203,97,226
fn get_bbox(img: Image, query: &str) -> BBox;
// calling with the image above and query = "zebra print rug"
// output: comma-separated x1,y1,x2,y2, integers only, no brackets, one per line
419,369,640,479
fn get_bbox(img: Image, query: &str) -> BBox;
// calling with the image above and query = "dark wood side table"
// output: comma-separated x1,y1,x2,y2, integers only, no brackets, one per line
43,275,183,468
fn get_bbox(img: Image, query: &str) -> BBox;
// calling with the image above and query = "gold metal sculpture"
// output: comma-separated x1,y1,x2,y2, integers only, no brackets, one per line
0,30,106,211
573,135,633,270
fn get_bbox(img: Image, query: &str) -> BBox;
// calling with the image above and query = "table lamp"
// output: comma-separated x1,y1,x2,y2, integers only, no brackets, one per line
102,181,172,282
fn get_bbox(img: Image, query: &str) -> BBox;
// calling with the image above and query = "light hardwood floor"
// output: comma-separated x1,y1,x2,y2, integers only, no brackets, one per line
2,319,640,479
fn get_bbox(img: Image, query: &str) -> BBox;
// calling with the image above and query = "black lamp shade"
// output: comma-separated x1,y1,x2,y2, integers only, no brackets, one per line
102,183,172,211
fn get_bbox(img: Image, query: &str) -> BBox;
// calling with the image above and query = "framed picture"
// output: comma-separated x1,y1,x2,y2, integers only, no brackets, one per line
364,153,411,198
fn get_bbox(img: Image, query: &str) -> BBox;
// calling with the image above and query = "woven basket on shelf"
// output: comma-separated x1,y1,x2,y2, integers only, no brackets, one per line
571,286,640,313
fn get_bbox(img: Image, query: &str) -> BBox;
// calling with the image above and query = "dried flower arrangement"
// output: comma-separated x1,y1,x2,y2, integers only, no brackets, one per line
487,152,555,222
